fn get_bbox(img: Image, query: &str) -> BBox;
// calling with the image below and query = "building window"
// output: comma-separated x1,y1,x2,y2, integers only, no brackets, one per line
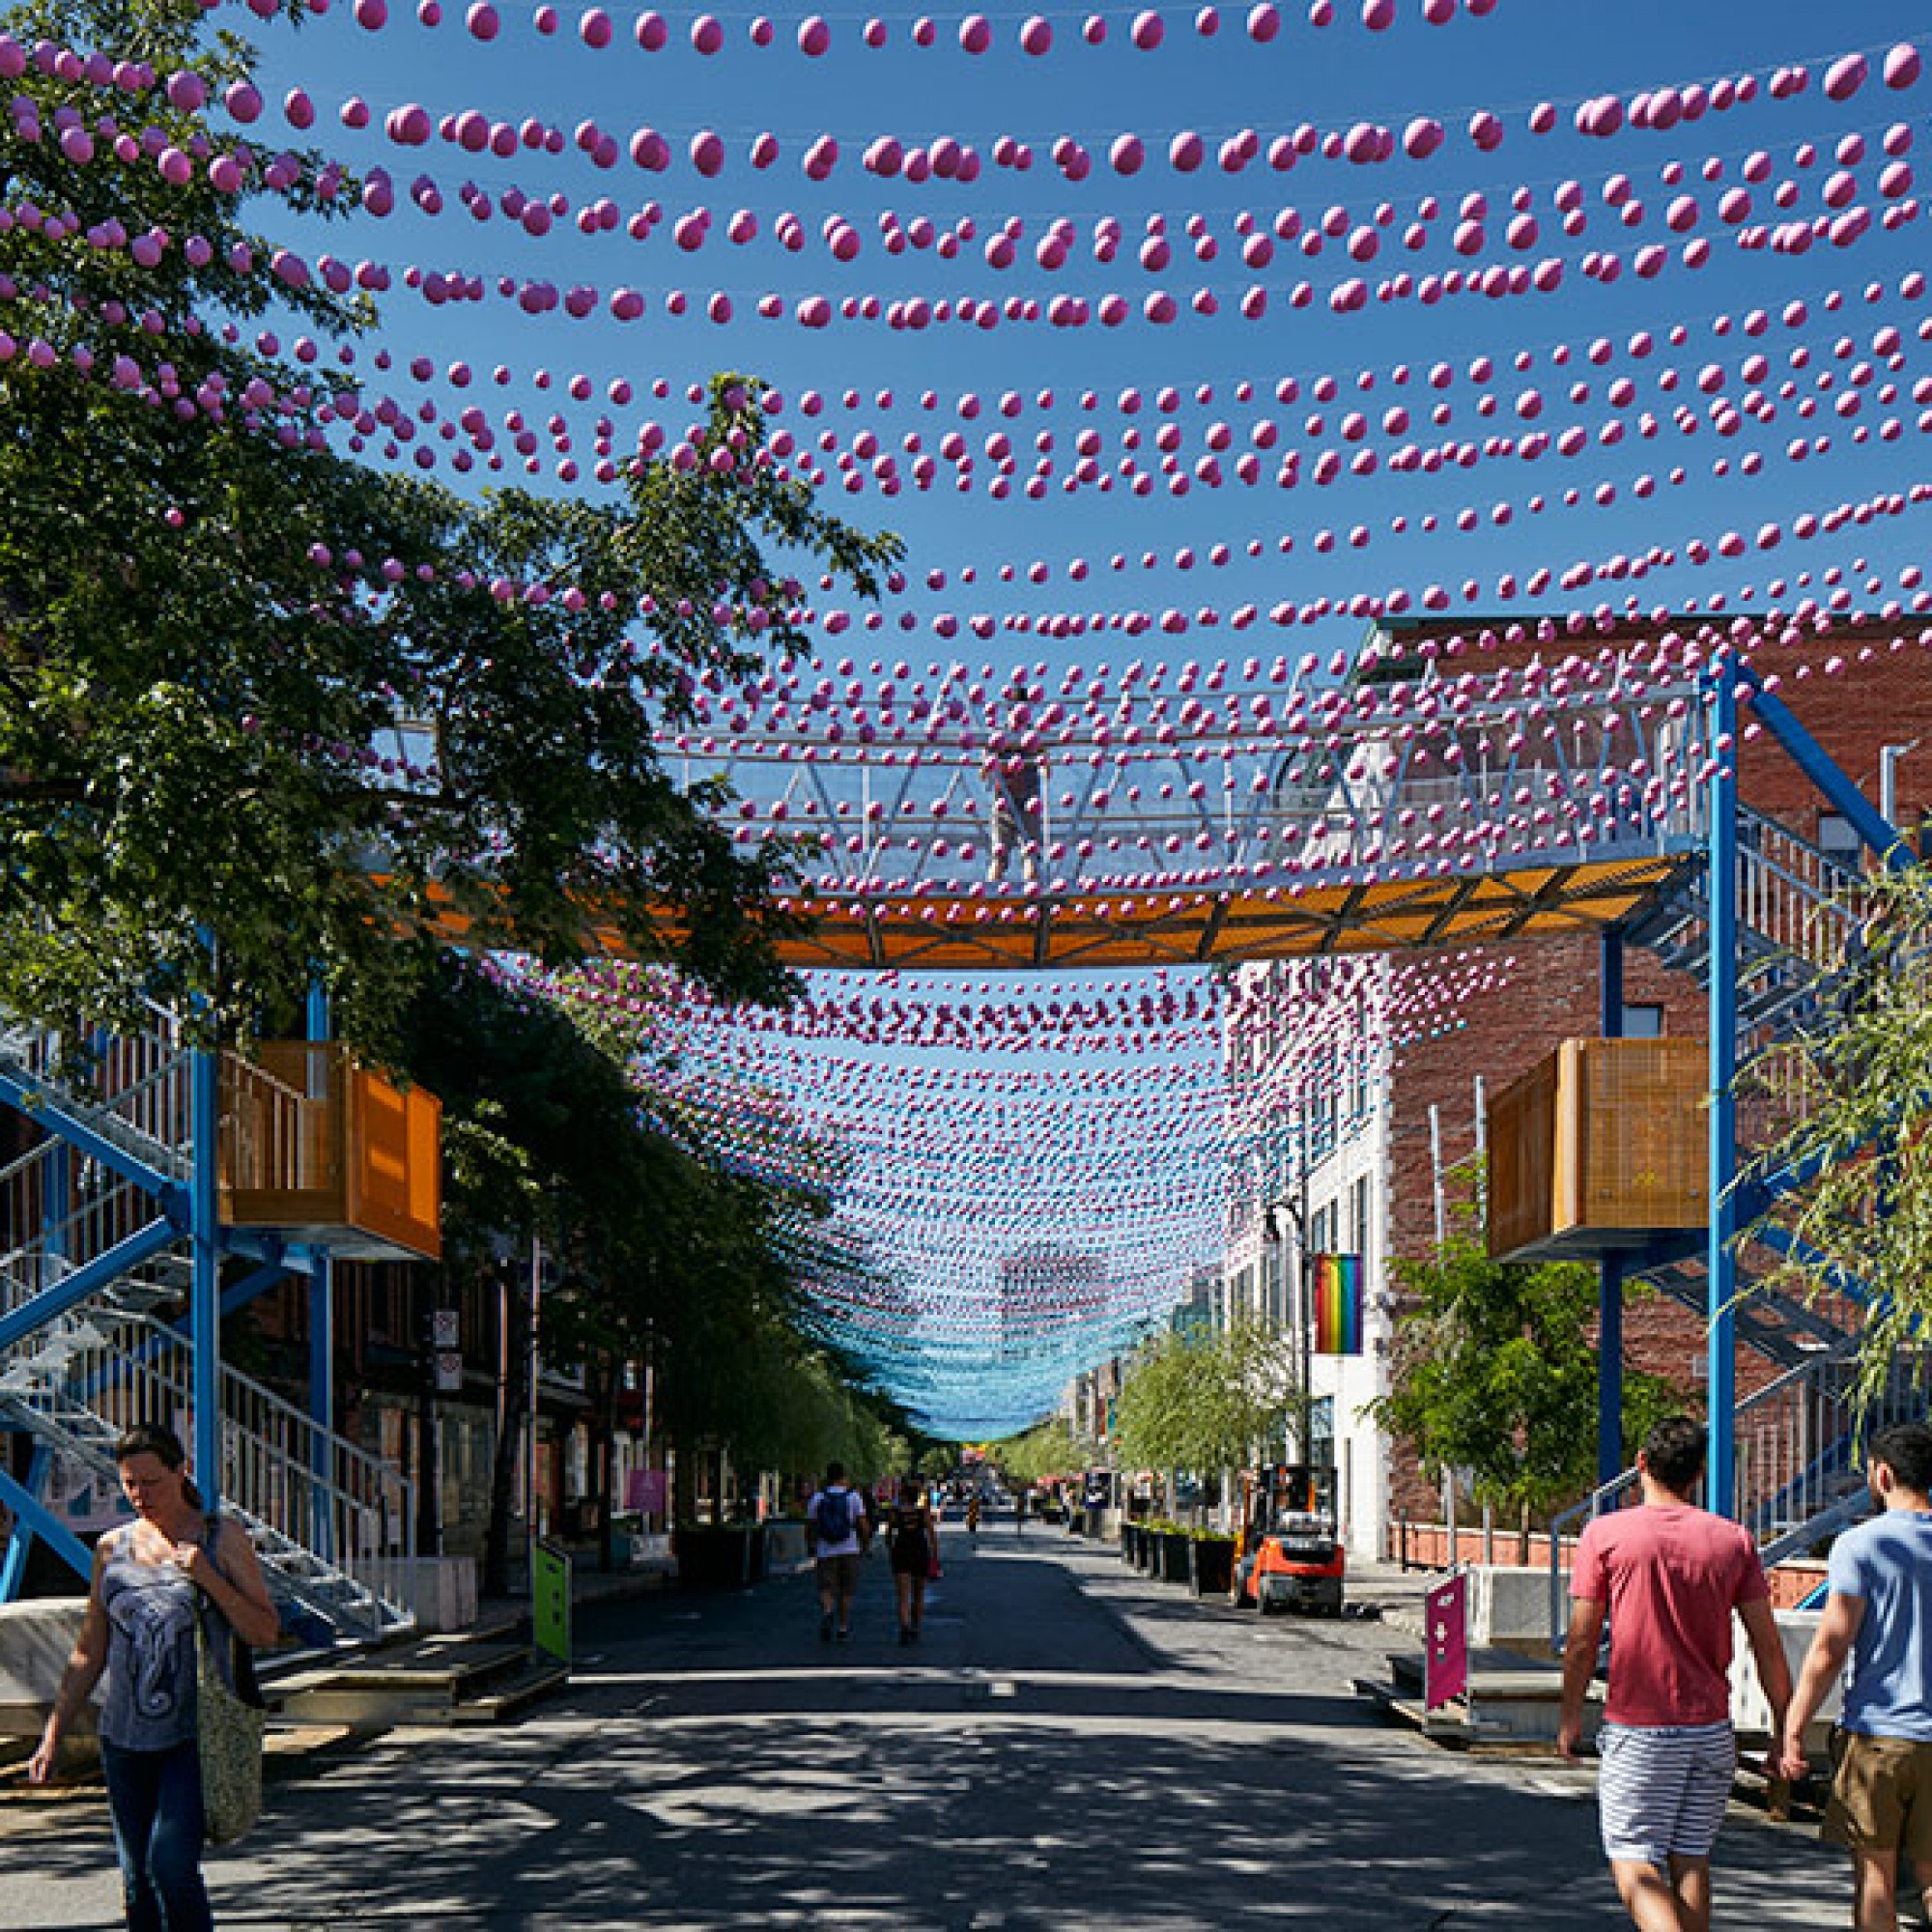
1817,811,1862,867
1620,1003,1664,1038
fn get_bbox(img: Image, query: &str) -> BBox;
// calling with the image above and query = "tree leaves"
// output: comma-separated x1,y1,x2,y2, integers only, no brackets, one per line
1114,1314,1303,1477
1744,867,1932,1418
1371,1196,1682,1517
0,5,900,1045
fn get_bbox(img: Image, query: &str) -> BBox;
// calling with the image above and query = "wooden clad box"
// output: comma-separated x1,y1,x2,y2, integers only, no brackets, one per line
219,1043,442,1262
1487,1037,1707,1262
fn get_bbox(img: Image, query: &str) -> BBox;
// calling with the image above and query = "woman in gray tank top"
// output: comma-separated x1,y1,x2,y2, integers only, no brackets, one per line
29,1423,279,1931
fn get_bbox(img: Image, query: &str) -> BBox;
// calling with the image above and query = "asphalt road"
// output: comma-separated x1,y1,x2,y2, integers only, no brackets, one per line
1,1520,1860,1929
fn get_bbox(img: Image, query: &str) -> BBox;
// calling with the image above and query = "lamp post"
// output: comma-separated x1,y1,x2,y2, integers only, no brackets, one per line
1264,1180,1315,1465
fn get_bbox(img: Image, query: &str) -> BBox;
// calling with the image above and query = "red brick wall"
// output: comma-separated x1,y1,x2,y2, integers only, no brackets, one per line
1372,617,1932,1526
1380,1520,1829,1612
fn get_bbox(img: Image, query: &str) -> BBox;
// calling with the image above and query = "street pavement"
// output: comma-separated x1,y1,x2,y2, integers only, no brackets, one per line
1,1518,1861,1929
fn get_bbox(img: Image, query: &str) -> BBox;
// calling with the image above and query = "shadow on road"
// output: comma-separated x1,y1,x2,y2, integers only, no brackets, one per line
3,1537,1853,1931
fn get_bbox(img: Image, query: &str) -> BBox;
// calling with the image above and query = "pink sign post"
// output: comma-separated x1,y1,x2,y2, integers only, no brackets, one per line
1423,1570,1469,1711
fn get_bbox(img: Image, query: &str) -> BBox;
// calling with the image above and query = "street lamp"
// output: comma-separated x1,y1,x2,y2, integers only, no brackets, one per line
1262,1186,1316,1464
1880,740,1919,848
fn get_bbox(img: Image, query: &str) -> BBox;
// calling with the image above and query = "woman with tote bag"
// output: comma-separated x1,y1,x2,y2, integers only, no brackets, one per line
29,1422,279,1930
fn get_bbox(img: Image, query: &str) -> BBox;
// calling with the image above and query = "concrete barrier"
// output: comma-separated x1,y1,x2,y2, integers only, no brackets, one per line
1467,1564,1566,1650
0,1600,93,1738
1732,1609,1839,1746
763,1522,810,1573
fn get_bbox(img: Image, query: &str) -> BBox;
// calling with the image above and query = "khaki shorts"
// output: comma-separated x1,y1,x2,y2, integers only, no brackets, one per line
815,1552,863,1597
1824,1732,1932,1861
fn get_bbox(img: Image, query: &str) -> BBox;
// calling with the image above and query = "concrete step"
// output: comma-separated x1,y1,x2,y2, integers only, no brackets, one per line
272,1636,557,1727
1363,1649,1600,1751
448,1658,571,1724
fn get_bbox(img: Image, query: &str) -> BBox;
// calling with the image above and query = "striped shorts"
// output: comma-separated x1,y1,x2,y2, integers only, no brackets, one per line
1597,1720,1737,1864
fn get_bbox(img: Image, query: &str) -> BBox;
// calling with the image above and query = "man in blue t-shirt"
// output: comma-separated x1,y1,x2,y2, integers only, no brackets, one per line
1777,1421,1932,1932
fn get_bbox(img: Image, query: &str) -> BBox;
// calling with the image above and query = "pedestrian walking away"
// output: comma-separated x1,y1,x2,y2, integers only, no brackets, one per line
966,1493,980,1537
1776,1420,1932,1931
1558,1415,1793,1932
885,1474,940,1644
1014,1488,1028,1535
27,1422,280,1932
807,1461,870,1642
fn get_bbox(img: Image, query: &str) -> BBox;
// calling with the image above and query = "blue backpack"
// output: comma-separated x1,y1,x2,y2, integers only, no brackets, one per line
813,1490,853,1545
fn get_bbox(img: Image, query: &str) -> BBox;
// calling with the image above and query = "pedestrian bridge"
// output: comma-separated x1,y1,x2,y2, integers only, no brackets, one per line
655,639,1713,969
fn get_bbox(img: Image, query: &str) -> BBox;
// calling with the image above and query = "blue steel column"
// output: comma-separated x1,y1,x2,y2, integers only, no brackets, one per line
306,982,335,1558
1706,667,1740,1518
1598,924,1626,1488
0,1443,50,1602
190,1044,222,1502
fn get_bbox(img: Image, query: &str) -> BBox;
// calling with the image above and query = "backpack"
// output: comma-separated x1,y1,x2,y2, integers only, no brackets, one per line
813,1490,853,1545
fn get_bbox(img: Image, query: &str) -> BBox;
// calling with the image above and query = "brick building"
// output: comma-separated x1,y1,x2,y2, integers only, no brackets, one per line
1219,612,1932,1559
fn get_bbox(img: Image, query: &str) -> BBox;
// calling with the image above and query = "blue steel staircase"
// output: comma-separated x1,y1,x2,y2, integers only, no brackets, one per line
0,1009,415,1641
1547,802,1906,1635
1624,804,1875,1376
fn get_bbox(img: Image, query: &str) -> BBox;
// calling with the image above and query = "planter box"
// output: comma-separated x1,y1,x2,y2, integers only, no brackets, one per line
1157,1532,1192,1584
673,1525,754,1589
1189,1539,1236,1598
365,1555,477,1634
1489,1037,1707,1262
764,1522,810,1572
0,1602,94,1739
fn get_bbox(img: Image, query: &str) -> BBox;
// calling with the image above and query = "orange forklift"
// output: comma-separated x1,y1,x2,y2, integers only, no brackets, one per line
1232,1463,1346,1616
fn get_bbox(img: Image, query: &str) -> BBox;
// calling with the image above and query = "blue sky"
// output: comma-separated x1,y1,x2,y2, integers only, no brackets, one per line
239,0,1932,673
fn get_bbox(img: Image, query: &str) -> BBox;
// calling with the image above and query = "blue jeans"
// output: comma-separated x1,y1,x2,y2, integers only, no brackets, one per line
99,1739,213,1932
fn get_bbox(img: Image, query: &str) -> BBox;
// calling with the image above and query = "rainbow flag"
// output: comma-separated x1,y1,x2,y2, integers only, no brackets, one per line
1312,1254,1365,1355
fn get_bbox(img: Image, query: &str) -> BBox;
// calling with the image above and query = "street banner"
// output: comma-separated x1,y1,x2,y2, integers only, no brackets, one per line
1312,1253,1365,1354
1423,1570,1468,1710
533,1542,572,1667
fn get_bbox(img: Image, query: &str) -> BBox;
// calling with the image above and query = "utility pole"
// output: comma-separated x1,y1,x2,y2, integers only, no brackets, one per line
1264,1139,1316,1465
414,1305,440,1557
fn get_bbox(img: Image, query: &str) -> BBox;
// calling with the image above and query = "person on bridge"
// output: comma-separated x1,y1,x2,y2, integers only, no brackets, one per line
1558,1415,1792,1932
885,1476,939,1645
807,1461,870,1643
1775,1421,1932,1932
27,1422,279,1932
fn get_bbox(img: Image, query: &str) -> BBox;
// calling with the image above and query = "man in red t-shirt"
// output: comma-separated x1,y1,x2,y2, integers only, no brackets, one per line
1558,1416,1792,1932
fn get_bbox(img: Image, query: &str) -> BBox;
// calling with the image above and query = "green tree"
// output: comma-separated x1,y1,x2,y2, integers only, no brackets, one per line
1744,864,1932,1416
997,1415,1080,1488
1371,1209,1681,1554
1113,1315,1301,1500
392,956,866,1582
0,0,900,1048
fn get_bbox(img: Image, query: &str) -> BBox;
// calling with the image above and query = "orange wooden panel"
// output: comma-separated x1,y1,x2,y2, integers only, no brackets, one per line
1487,1037,1708,1261
1487,1050,1559,1259
395,852,1692,970
219,1044,440,1262
1577,1037,1709,1234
